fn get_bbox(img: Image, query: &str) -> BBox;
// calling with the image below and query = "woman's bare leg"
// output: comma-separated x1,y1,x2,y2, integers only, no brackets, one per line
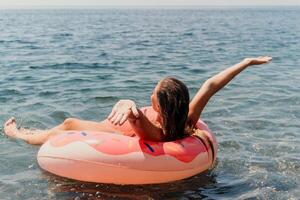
3,117,115,145
4,118,71,145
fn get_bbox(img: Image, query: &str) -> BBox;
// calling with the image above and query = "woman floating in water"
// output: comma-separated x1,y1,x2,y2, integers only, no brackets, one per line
4,56,272,145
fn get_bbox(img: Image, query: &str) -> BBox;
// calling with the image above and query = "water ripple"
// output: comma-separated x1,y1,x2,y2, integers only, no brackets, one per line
0,8,299,199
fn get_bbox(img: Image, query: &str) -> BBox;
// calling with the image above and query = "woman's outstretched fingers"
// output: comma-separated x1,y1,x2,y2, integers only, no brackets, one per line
107,99,138,124
246,56,272,66
260,56,272,64
110,112,119,124
260,56,272,61
119,113,129,125
107,109,116,120
107,103,119,120
131,106,139,118
265,56,272,62
114,113,124,125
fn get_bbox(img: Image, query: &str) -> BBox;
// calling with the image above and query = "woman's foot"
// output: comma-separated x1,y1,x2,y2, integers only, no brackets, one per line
4,117,20,138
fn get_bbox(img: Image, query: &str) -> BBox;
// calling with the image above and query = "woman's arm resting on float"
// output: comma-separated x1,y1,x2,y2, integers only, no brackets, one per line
127,110,164,141
108,100,164,141
188,56,272,126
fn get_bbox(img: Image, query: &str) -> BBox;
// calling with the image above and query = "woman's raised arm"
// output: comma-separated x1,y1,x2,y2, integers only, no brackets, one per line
187,56,272,127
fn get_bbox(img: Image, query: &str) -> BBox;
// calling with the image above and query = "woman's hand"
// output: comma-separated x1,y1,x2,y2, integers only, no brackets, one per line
243,56,272,66
188,55,272,124
107,100,140,125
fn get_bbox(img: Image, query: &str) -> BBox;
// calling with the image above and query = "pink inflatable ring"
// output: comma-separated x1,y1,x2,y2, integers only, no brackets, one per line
37,118,217,185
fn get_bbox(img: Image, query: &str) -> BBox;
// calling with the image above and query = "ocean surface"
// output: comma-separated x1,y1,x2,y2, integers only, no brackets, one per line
0,7,299,199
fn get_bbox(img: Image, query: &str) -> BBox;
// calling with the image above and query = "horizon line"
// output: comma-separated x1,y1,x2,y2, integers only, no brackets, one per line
1,5,300,9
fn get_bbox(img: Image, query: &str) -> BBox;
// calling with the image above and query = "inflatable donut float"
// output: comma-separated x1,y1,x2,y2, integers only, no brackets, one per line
37,107,217,185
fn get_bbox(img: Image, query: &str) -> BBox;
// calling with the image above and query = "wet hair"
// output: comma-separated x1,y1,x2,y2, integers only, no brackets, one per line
156,77,190,141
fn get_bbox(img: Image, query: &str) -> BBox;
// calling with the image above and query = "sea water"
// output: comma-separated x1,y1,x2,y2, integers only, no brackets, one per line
0,7,299,199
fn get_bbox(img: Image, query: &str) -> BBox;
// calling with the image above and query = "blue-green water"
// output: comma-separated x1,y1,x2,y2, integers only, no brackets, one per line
0,8,299,199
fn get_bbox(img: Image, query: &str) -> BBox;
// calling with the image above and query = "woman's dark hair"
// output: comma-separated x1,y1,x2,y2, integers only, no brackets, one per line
156,77,190,141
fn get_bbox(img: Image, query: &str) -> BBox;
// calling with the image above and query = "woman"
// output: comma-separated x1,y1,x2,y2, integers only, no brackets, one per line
4,56,272,145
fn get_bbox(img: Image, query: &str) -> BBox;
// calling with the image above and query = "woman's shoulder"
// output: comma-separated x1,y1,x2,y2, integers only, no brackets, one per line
140,106,158,122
